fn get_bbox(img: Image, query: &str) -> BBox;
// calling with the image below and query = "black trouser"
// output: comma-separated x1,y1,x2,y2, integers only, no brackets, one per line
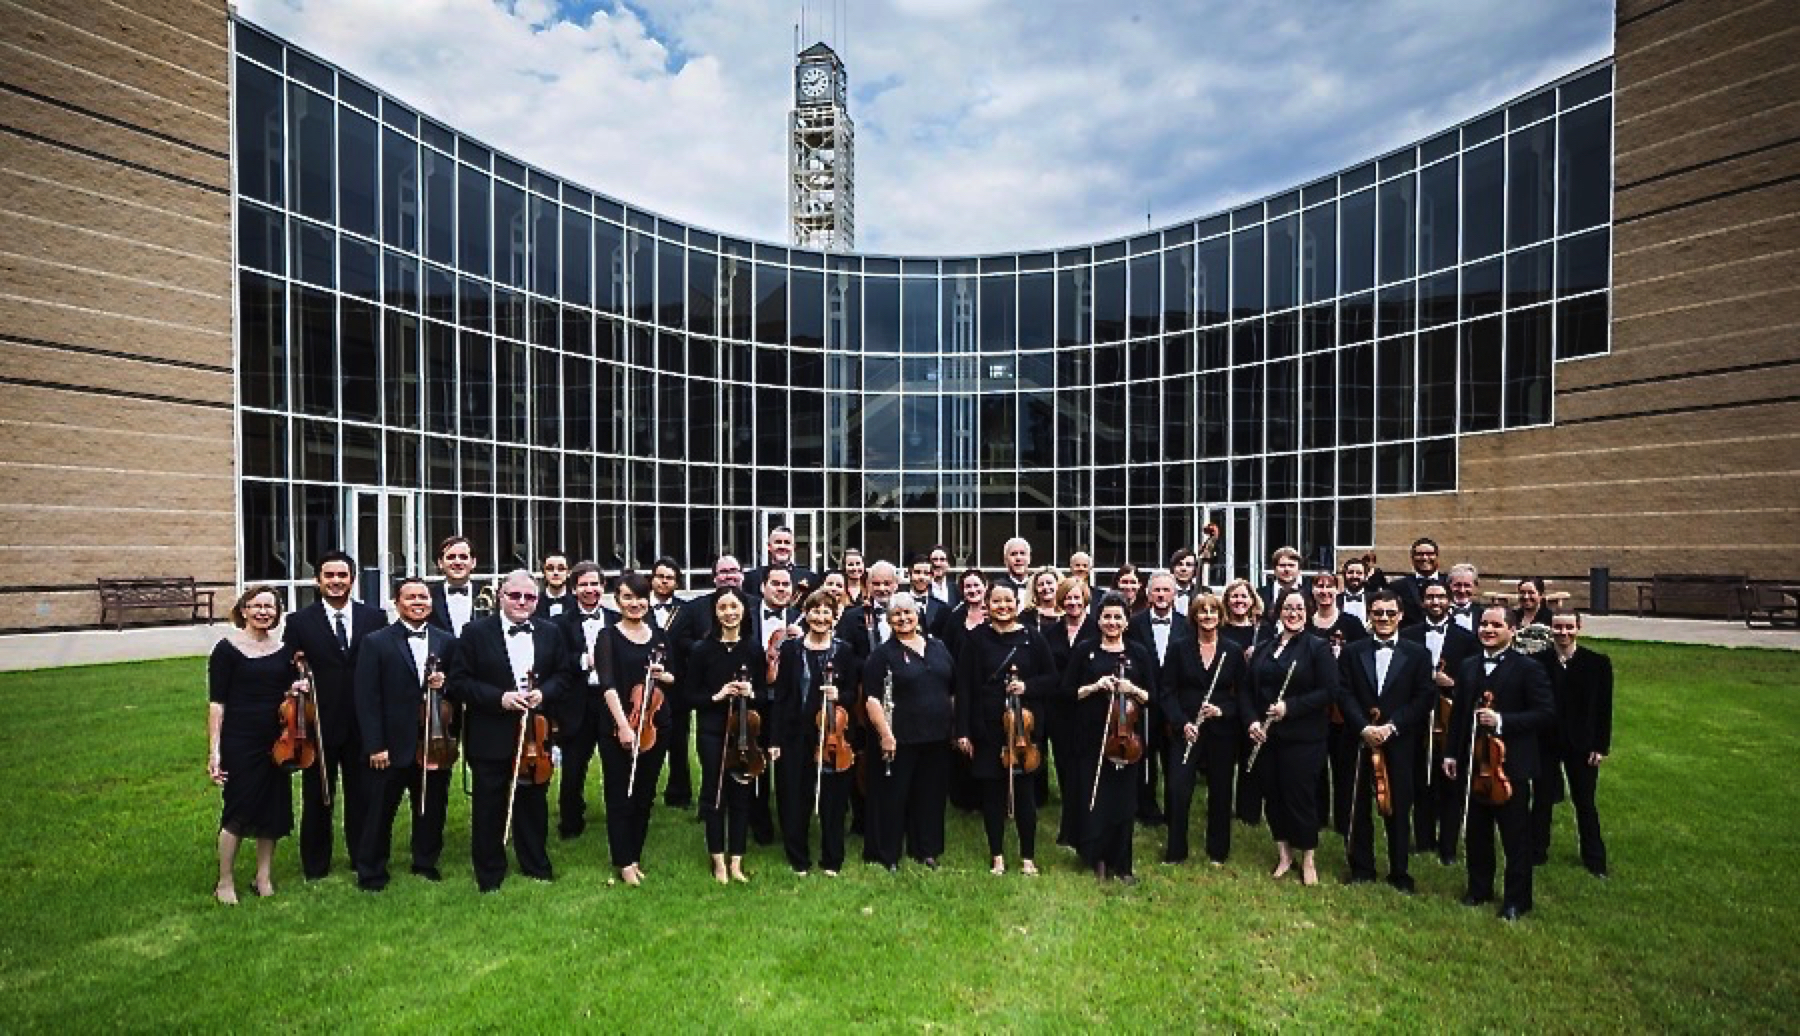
1346,745,1413,880
597,735,665,869
1412,728,1442,850
356,762,450,889
1136,708,1165,823
1436,759,1467,862
780,754,851,872
300,744,367,879
1260,737,1326,851
1234,727,1264,825
469,758,551,891
1321,720,1358,835
1163,725,1237,863
979,769,1039,860
866,741,950,867
1531,752,1606,872
1046,701,1083,846
696,730,753,856
663,702,694,806
1465,783,1534,909
556,703,602,839
1083,756,1138,877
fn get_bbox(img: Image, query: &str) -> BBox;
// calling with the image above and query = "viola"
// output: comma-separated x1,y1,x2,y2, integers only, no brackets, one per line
1102,657,1145,768
815,660,855,774
418,654,458,769
516,670,553,786
1000,666,1040,775
273,650,320,773
722,665,767,788
1368,706,1394,818
625,645,667,799
1468,691,1512,807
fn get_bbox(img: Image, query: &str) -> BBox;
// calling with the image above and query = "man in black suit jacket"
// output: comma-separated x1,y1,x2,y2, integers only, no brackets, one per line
1531,611,1614,877
281,550,387,880
1256,547,1307,632
552,561,619,839
447,569,570,892
1390,537,1449,629
1340,591,1434,892
533,553,573,620
743,526,816,599
667,554,743,661
905,556,953,639
1128,572,1191,825
997,537,1034,598
835,561,900,658
353,576,457,890
1403,582,1482,861
1446,606,1555,921
751,567,804,655
427,534,485,636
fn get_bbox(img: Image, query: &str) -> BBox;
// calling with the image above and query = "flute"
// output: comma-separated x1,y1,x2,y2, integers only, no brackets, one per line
1244,656,1298,774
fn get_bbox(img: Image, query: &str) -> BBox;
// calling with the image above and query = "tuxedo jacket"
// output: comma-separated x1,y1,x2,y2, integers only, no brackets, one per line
1126,609,1194,670
1338,638,1435,757
533,591,576,621
834,603,883,659
282,599,388,750
446,615,571,762
912,592,952,640
1450,649,1555,783
1401,620,1481,689
1390,572,1449,628
1546,646,1614,757
427,581,487,635
353,621,458,769
747,595,802,651
667,589,723,662
744,564,818,598
554,606,621,730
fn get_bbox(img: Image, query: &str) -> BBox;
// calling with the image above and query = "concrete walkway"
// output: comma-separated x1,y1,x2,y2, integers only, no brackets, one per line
0,614,1795,673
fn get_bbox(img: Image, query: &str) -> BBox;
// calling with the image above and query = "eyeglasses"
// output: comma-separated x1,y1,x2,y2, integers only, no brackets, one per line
1369,609,1401,619
503,591,538,602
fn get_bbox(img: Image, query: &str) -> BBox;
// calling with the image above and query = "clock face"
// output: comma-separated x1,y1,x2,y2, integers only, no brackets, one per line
799,65,829,100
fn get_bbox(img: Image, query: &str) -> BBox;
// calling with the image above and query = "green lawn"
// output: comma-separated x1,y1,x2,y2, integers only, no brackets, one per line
0,640,1793,1031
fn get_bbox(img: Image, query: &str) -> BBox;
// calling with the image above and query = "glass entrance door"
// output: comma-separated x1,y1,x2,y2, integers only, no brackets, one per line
1198,503,1262,590
349,488,421,610
756,509,823,576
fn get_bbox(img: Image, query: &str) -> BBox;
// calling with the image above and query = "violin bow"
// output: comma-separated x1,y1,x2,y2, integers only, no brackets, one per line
294,651,333,810
502,671,533,848
1087,655,1127,813
1457,691,1487,851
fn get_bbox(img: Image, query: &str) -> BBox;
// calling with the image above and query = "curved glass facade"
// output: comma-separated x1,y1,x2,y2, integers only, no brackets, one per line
231,19,1614,593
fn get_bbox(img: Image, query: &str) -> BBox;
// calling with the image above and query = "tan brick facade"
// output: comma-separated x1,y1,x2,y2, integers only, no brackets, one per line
1376,0,1800,603
0,0,234,631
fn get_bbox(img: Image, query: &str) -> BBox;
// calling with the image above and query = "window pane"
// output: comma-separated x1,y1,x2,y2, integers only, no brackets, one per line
1559,99,1612,233
422,149,454,264
1231,228,1263,318
1504,306,1552,427
1463,140,1504,261
1461,316,1502,432
1301,201,1336,304
458,167,490,277
236,59,283,205
1340,189,1375,295
288,83,333,221
1267,215,1298,311
337,108,378,238
1508,120,1555,248
1419,159,1458,274
1377,175,1415,284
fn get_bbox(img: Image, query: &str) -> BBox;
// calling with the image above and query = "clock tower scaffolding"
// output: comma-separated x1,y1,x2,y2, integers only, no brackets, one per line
789,42,854,251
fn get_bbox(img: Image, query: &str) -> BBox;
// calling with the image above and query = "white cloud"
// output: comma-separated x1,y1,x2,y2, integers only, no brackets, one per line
236,0,1613,254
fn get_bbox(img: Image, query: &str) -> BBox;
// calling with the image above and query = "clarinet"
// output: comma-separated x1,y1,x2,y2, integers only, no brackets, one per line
881,670,897,777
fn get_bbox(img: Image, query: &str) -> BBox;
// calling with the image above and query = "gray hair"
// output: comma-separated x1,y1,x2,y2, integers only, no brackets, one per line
1448,563,1479,581
886,591,921,618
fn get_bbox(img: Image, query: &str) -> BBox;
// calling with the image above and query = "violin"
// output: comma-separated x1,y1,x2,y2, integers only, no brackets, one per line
1367,706,1394,818
815,660,855,774
418,653,458,769
1468,690,1512,807
722,665,767,788
516,671,554,787
1000,665,1040,775
1101,656,1144,768
626,645,667,755
272,650,320,773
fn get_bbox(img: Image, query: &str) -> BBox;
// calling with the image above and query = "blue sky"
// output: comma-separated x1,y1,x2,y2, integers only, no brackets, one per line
238,0,1615,254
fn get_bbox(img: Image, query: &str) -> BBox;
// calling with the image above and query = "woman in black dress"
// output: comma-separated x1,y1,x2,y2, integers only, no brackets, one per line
1307,571,1368,835
773,590,864,876
862,591,955,872
1042,576,1093,847
1242,588,1342,886
1158,592,1246,865
955,584,1058,876
1065,593,1157,884
686,587,768,884
1219,577,1265,824
206,585,297,904
598,572,678,887
1514,576,1554,628
942,568,989,659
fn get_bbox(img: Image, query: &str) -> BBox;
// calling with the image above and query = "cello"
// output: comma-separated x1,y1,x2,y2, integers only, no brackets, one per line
1000,664,1040,819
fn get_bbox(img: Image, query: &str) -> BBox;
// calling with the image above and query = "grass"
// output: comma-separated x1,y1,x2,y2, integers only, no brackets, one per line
0,639,1795,1031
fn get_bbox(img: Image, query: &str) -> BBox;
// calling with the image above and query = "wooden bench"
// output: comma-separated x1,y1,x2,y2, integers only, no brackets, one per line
1738,584,1800,629
97,577,217,630
1635,574,1746,621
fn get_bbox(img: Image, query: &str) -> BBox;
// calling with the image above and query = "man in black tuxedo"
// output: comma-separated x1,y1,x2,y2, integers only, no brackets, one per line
647,557,693,808
552,561,618,840
281,550,386,880
1390,537,1448,629
1446,564,1481,631
447,569,570,892
905,556,953,638
1446,606,1555,921
752,567,804,653
1340,591,1434,892
353,576,457,890
744,526,816,597
998,537,1033,597
1403,582,1481,862
1531,610,1614,877
667,554,743,661
534,553,573,620
1338,557,1371,623
1128,572,1190,826
835,561,900,658
1257,547,1307,630
428,535,484,636
928,545,953,603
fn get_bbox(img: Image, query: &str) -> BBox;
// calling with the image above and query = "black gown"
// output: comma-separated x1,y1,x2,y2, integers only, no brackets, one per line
685,636,769,856
773,637,864,873
209,640,296,839
954,623,1057,860
1064,640,1159,877
597,624,675,869
1306,611,1368,835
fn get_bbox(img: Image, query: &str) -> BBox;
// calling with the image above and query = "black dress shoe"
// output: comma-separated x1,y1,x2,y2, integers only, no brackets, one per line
1343,872,1377,885
923,857,939,870
1387,875,1416,895
1531,853,1549,867
1498,904,1529,922
358,882,386,893
1117,874,1139,887
1587,865,1609,880
1439,853,1457,867
1460,893,1493,908
410,866,443,882
558,828,583,841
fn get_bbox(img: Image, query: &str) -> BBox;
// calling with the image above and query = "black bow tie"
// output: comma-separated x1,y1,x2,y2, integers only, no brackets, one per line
1376,640,1395,651
1342,592,1362,602
582,611,602,621
508,623,533,636
1428,623,1447,634
446,585,469,596
1151,617,1171,626
653,602,671,611
1485,652,1504,667
407,627,428,639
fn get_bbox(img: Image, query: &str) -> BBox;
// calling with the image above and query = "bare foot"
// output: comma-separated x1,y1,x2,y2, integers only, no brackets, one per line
1301,859,1318,886
990,856,1006,876
622,866,642,887
1272,858,1293,880
730,863,749,884
214,883,238,906
712,858,729,885
252,879,275,898
1020,860,1039,877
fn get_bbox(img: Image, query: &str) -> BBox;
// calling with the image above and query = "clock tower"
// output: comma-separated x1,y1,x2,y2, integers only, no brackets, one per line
789,42,854,251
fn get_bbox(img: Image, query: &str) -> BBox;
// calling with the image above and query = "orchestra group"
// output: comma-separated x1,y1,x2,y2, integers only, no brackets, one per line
207,530,1614,922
